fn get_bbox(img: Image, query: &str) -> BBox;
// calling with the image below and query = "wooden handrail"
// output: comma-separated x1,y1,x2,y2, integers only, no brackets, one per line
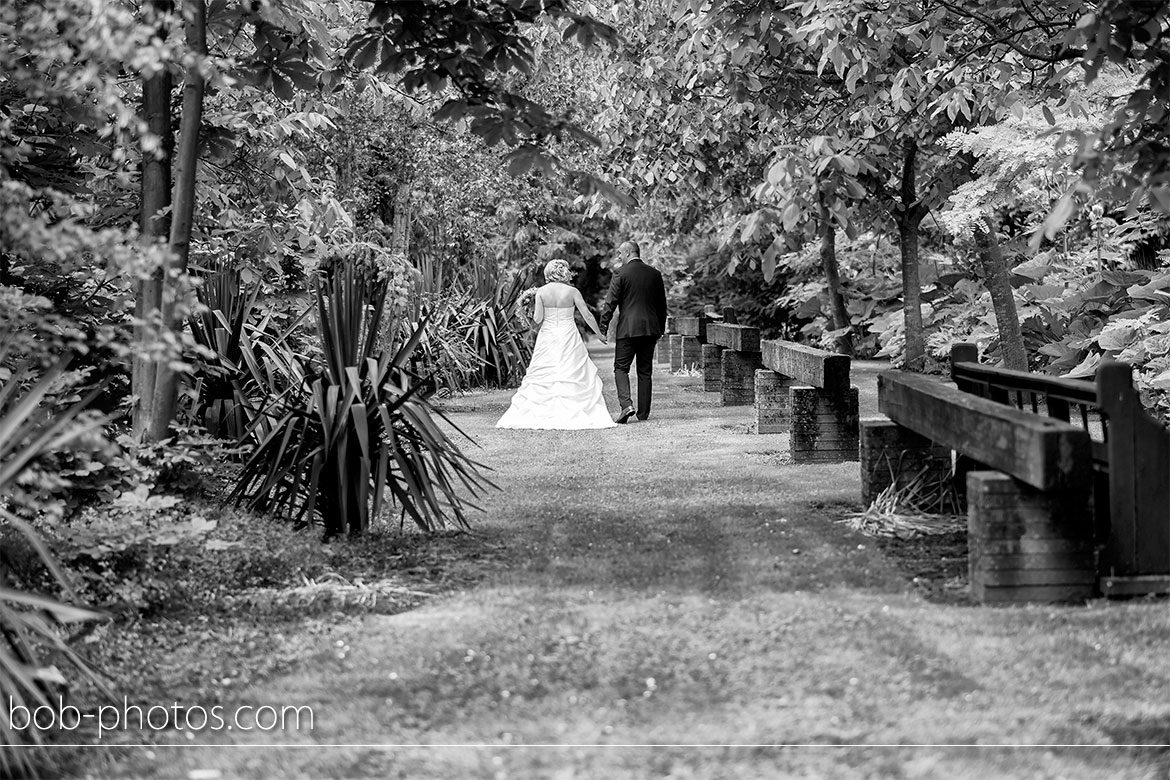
951,346,1097,407
879,369,1092,491
951,344,1104,463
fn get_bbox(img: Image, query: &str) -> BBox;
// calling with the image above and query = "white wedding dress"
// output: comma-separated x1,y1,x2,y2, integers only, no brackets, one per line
496,306,617,429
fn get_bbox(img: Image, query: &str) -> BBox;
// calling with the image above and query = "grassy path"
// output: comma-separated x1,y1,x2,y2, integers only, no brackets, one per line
100,345,1169,779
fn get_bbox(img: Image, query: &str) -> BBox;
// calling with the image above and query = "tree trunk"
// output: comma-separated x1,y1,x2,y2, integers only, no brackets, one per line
149,0,208,442
895,139,927,372
390,182,411,259
818,193,853,356
132,0,175,439
974,213,1028,371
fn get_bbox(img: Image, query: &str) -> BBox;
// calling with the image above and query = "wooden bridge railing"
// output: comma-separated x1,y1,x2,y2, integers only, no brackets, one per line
869,367,1097,604
949,343,1170,598
864,343,1170,603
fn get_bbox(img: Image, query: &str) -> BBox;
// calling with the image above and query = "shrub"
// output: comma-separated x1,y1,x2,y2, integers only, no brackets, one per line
0,362,109,776
411,284,533,392
230,262,494,537
408,251,533,391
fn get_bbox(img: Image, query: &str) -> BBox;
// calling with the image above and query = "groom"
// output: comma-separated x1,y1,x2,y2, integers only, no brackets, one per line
599,240,668,424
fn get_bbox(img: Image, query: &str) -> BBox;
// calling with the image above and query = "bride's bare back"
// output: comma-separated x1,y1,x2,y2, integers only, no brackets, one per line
534,282,604,339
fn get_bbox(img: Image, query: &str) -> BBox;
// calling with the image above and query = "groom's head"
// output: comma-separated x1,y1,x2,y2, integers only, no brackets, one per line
618,241,639,263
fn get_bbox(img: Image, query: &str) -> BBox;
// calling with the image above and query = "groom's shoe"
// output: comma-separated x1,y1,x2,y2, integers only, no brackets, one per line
616,406,636,424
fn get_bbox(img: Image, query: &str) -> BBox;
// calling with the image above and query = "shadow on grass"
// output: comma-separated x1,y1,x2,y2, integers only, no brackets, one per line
873,530,974,606
1080,712,1170,769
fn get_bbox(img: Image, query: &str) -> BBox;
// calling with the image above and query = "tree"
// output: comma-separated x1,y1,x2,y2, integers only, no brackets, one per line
927,0,1170,227
125,0,620,441
597,0,983,366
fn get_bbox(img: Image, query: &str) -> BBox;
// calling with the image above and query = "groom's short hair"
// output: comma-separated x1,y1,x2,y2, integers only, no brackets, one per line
619,241,640,259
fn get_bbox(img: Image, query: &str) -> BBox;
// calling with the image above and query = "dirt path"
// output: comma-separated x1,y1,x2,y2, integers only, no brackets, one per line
101,345,1169,779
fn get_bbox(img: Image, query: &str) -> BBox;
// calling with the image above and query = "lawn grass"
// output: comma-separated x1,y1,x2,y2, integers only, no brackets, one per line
71,345,1170,779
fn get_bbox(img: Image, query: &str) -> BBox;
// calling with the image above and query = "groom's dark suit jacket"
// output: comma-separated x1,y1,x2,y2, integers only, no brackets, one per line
600,258,668,340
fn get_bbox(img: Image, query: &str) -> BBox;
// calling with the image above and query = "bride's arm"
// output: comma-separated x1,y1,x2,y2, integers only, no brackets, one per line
572,289,604,340
533,291,545,325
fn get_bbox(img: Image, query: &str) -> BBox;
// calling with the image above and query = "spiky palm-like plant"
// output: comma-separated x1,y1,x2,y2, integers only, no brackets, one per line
1,362,108,775
411,258,534,390
187,268,258,438
230,263,493,537
187,268,310,440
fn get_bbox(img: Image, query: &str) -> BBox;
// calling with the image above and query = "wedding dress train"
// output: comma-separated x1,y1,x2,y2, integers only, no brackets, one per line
496,306,616,430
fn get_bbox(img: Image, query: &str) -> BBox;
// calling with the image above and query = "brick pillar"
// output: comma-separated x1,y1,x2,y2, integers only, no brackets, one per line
790,386,859,462
754,370,793,434
680,336,702,370
967,471,1096,604
669,335,683,372
721,350,763,406
859,416,952,509
702,345,723,392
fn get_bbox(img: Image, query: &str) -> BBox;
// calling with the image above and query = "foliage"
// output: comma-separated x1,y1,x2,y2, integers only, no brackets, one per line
345,0,621,190
1011,261,1170,414
0,362,110,775
410,289,529,392
587,0,1170,380
669,238,799,338
231,263,493,537
37,433,244,616
407,252,534,391
5,0,627,446
185,268,265,439
407,292,490,393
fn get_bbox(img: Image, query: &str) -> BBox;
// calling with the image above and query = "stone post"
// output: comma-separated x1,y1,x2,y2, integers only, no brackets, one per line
702,345,723,392
754,370,793,433
721,350,764,406
790,386,859,462
669,335,683,372
859,416,952,508
680,336,702,370
966,471,1096,604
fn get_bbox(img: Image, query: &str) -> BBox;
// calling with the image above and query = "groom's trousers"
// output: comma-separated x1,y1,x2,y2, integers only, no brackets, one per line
613,336,658,420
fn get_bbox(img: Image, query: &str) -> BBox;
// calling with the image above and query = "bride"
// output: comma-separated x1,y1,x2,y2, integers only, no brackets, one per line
496,259,617,430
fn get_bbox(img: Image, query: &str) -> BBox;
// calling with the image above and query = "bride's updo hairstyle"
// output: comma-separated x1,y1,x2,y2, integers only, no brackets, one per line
544,258,572,284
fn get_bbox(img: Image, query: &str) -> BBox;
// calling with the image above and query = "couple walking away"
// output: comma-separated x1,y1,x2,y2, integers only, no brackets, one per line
496,241,668,430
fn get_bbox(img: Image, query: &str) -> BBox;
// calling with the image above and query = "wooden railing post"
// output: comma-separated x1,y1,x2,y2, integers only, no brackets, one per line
950,343,979,382
1097,360,1170,587
950,342,982,508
